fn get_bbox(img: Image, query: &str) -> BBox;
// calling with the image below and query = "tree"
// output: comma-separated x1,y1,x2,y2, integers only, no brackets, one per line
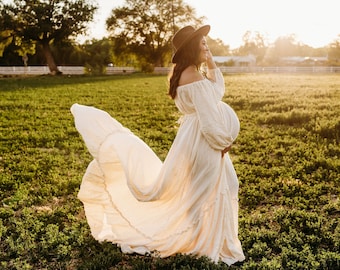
106,0,203,71
0,0,97,74
262,34,302,65
237,31,267,63
272,34,301,57
328,35,340,65
206,37,230,56
82,38,114,74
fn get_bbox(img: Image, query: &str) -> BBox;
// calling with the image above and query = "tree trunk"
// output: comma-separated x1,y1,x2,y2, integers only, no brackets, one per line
41,40,62,75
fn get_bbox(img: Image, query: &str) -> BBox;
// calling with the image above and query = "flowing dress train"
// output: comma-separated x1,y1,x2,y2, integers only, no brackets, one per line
71,68,245,265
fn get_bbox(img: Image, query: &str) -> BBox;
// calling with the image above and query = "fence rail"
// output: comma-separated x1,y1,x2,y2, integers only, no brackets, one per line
154,66,340,74
0,66,340,76
0,66,135,76
219,66,340,74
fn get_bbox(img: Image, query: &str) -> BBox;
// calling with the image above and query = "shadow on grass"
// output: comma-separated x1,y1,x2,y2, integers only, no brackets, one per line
76,240,241,269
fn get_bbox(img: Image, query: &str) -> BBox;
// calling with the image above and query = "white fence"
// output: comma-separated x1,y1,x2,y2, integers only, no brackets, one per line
219,66,340,74
0,66,135,76
0,66,340,76
154,66,340,74
106,66,135,74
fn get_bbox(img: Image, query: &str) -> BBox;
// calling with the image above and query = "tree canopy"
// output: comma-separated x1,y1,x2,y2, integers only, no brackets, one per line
328,35,340,65
0,0,97,74
106,0,204,71
1,0,338,70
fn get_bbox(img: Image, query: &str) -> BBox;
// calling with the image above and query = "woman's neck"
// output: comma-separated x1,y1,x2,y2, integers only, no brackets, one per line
189,64,201,72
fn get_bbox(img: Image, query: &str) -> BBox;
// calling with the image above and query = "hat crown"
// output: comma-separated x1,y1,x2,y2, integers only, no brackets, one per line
172,26,196,51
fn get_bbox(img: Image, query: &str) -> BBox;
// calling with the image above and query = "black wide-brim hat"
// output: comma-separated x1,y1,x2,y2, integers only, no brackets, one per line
171,25,210,63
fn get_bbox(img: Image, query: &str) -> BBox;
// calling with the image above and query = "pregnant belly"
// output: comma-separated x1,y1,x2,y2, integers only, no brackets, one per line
219,102,240,140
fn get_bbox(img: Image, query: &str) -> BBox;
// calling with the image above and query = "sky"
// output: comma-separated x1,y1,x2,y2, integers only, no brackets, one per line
3,0,339,48
86,0,340,49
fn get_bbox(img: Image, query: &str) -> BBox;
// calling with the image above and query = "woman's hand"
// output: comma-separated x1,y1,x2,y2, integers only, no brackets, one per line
206,49,217,69
221,145,232,158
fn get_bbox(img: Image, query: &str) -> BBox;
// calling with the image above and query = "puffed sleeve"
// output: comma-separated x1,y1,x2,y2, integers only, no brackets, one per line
190,81,234,150
206,68,225,97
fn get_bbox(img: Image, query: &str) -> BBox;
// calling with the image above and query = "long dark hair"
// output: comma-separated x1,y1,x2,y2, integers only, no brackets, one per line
168,34,203,99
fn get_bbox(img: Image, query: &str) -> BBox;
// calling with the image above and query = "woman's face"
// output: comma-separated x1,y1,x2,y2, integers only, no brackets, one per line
198,37,209,63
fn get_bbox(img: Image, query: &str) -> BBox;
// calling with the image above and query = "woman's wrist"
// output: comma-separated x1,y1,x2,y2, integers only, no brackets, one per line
206,52,216,69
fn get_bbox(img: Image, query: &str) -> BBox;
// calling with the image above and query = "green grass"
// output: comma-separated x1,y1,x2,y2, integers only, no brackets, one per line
0,73,339,269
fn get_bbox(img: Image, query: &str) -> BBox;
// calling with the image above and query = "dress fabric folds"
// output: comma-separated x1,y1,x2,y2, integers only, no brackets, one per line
71,68,245,265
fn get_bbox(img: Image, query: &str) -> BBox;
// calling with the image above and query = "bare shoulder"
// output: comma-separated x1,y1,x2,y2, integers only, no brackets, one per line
178,66,205,86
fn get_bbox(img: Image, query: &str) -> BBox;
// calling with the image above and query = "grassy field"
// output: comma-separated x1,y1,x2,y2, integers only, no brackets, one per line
0,73,339,269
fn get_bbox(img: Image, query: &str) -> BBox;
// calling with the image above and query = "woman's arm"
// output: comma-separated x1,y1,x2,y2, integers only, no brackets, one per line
191,83,234,151
204,50,225,97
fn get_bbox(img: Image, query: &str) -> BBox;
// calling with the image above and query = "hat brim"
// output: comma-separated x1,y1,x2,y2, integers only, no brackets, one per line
172,25,210,63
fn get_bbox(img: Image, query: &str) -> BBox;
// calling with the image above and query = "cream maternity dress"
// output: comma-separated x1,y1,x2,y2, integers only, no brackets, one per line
71,68,245,265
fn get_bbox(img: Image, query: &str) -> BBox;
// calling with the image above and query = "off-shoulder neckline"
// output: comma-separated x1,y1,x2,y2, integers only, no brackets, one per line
177,78,209,89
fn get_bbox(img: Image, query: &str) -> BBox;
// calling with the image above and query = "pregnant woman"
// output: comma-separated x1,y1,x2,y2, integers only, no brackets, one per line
71,25,245,266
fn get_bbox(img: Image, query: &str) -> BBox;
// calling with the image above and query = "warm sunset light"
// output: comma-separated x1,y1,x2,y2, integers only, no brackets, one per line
89,0,339,49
